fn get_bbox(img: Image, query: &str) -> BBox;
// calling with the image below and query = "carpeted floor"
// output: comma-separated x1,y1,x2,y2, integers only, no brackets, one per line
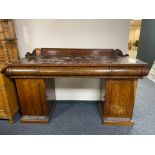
0,78,155,135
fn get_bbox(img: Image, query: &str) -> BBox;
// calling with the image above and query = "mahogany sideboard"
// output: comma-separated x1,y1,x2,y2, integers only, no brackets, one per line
4,48,149,126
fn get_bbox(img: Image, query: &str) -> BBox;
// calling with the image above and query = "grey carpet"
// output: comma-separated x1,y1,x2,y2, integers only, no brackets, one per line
0,78,155,135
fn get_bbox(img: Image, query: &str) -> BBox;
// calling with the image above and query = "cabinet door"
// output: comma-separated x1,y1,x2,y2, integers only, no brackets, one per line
15,79,48,116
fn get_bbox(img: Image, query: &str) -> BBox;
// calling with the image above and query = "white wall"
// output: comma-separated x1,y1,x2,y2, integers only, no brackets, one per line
14,19,130,100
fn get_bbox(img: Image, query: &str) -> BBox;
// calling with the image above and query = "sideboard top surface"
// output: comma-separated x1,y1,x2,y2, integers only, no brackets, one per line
7,55,147,67
7,48,148,67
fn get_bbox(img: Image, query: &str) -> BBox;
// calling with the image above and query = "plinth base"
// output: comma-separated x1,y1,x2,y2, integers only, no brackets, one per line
103,117,134,126
20,101,56,124
99,102,134,126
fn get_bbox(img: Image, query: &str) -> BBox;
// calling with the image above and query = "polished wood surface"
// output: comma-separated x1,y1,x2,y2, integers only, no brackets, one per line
5,66,148,79
102,79,137,126
5,48,148,79
4,48,149,125
8,56,147,67
27,48,128,57
0,63,19,123
16,79,47,115
15,79,56,123
10,48,145,67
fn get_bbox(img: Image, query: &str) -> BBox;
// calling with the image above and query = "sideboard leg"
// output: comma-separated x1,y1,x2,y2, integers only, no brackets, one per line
15,79,56,124
101,79,138,126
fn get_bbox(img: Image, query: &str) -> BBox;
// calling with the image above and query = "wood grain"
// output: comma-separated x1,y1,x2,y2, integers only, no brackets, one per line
0,19,19,62
15,79,56,123
102,79,138,126
15,79,47,115
3,48,149,125
0,64,19,123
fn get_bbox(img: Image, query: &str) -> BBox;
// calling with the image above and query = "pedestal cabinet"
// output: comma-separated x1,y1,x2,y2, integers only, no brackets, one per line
0,64,19,123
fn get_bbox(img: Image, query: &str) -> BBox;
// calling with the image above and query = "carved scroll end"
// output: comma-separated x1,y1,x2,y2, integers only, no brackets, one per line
25,48,41,57
114,49,129,57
